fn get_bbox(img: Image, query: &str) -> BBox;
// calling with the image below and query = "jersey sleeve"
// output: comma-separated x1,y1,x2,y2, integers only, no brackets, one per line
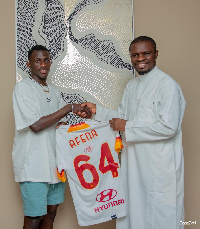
13,82,41,130
125,80,186,142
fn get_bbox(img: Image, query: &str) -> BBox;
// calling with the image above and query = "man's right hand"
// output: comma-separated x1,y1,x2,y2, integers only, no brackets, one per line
75,102,96,118
81,102,96,114
73,104,93,119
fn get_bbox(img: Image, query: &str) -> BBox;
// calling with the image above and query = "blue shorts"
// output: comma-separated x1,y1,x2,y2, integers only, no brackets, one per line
20,182,66,217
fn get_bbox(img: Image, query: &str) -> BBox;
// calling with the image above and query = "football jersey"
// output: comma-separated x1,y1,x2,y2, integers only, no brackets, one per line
56,120,126,226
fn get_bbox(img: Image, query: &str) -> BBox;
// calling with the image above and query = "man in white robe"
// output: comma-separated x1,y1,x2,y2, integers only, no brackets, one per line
12,45,91,229
81,36,186,229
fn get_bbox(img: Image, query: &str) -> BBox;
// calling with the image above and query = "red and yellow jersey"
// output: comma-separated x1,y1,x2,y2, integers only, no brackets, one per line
56,120,126,226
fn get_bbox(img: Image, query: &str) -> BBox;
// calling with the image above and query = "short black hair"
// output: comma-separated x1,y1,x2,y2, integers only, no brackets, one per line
129,36,157,52
28,45,49,60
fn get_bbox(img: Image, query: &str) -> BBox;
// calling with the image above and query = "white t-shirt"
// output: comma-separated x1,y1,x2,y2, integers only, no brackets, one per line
56,120,126,226
12,77,65,183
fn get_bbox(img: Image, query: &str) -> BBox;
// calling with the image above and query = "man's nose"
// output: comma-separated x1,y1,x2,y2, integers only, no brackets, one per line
137,54,145,61
40,61,47,66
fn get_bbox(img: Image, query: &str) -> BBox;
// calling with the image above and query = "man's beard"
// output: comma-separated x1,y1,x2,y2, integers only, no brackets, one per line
137,65,155,75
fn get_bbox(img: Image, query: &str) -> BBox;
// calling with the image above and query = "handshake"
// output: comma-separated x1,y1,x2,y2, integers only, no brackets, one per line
65,102,127,132
71,102,96,119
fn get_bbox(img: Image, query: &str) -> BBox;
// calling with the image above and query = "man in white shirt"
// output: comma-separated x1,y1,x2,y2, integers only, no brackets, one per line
12,45,91,229
81,36,186,229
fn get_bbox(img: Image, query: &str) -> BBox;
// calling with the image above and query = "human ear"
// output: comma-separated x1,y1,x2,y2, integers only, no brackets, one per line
155,50,158,59
27,62,31,68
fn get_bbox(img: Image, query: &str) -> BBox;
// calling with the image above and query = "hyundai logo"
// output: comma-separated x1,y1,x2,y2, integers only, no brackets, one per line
96,189,117,202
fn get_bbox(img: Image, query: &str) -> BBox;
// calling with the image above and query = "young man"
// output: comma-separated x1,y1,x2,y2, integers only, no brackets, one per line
12,45,91,229
81,36,186,229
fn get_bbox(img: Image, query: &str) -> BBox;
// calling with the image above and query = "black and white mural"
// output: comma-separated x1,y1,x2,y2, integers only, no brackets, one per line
16,0,134,113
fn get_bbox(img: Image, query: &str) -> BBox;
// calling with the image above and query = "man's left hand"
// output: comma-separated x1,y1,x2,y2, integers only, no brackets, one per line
109,118,127,131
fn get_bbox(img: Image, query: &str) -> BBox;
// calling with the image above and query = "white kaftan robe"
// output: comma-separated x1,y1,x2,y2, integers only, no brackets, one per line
95,67,186,229
12,77,65,183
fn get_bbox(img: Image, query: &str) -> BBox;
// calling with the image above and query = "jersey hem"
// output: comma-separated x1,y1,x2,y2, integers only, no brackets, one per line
78,211,127,226
15,178,59,184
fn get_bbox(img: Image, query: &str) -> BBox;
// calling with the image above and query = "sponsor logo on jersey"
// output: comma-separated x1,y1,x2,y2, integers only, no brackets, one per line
94,199,125,213
96,189,117,202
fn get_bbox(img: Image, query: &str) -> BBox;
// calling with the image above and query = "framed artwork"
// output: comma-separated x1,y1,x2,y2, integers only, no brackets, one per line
16,0,134,112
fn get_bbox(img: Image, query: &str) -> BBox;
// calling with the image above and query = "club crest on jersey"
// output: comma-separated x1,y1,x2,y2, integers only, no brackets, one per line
96,189,117,202
84,146,93,153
